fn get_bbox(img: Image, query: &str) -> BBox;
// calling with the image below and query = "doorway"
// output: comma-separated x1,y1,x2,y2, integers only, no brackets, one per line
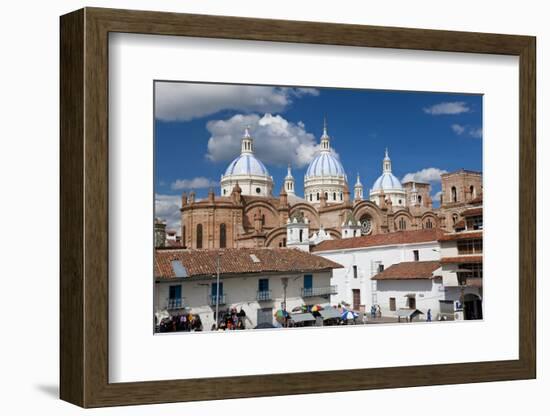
352,289,360,311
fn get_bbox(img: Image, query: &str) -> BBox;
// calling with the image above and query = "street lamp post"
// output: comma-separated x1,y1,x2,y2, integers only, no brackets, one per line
281,277,288,328
214,253,223,330
460,282,466,321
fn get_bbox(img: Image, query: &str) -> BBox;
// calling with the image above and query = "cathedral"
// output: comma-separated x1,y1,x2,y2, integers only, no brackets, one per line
175,121,482,250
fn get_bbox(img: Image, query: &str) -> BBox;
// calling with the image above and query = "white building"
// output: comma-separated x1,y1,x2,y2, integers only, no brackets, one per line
312,229,464,319
220,126,274,197
371,260,445,319
154,247,342,330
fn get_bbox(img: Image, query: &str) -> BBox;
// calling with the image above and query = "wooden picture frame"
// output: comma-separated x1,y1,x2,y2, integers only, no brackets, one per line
60,7,536,408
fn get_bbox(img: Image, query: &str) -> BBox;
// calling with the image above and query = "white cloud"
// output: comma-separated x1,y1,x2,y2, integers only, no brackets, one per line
451,123,482,139
155,83,319,121
469,127,483,138
451,124,466,135
206,113,323,168
171,177,218,190
423,101,470,115
402,167,448,183
154,194,181,233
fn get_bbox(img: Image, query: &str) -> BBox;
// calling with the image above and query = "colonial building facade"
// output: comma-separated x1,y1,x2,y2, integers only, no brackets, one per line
175,121,483,252
154,247,342,329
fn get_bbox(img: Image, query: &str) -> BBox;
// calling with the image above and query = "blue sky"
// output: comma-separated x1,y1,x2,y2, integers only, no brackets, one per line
154,82,482,231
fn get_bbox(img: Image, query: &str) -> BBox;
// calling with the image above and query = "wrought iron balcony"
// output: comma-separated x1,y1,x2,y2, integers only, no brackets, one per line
301,286,337,297
256,290,272,301
165,298,185,310
209,294,226,306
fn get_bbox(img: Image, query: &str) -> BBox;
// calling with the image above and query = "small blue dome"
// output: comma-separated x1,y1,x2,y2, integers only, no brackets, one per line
306,152,346,178
224,154,270,177
371,172,403,191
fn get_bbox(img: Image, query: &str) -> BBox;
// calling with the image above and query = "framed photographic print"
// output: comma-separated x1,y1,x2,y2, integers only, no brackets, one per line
60,7,536,408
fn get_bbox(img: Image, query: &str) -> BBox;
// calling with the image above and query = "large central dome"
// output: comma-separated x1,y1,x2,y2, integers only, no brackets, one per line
224,153,270,177
303,120,348,205
305,152,346,178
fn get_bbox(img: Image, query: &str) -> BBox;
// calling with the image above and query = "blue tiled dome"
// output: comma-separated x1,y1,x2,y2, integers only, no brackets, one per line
224,154,270,177
371,172,403,191
306,152,346,178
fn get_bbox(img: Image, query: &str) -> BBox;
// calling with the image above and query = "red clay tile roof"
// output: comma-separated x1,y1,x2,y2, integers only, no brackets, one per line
155,248,343,279
165,240,183,248
312,229,446,252
461,207,483,217
371,261,441,280
439,231,483,241
440,255,483,264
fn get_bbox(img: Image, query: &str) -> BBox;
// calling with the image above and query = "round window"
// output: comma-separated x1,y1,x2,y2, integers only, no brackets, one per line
360,215,372,235
256,187,261,194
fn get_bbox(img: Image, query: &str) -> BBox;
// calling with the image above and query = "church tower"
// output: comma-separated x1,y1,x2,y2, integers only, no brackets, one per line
284,165,295,196
286,212,310,252
354,173,363,202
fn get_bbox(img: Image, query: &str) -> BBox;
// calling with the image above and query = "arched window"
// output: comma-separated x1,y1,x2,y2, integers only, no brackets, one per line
282,238,286,247
418,195,422,205
316,193,320,201
425,219,433,229
340,193,343,201
299,229,303,242
451,186,457,203
470,185,476,199
398,217,407,230
219,223,226,248
324,192,328,200
452,214,458,224
196,224,203,249
309,194,313,202
333,192,336,201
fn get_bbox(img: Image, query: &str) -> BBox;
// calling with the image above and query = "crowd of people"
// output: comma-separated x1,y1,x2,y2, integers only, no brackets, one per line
212,307,247,331
158,313,203,333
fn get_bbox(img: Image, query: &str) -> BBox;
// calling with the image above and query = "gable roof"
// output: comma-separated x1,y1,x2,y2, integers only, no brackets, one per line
371,261,441,280
155,248,343,280
312,229,446,252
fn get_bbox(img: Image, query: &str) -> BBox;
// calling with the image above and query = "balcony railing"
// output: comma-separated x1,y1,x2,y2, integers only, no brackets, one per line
301,286,337,297
165,298,185,310
256,290,272,301
209,294,226,306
